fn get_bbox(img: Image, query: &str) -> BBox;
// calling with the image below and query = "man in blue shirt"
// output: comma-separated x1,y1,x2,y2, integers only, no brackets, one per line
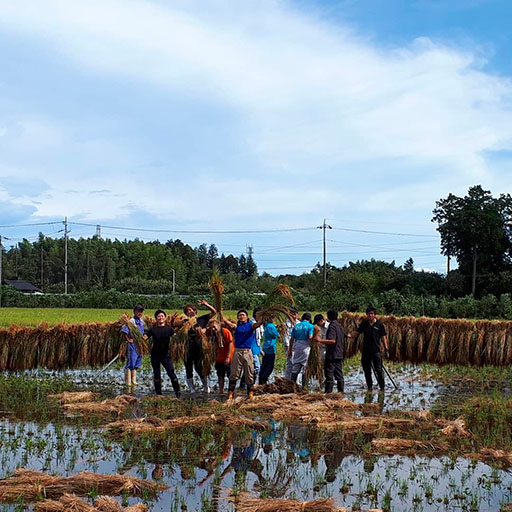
289,312,314,387
223,309,264,399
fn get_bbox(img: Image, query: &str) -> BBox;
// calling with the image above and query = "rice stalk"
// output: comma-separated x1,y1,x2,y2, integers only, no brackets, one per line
260,285,295,324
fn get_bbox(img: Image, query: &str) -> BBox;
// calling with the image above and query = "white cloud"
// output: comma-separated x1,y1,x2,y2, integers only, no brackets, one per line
1,0,512,230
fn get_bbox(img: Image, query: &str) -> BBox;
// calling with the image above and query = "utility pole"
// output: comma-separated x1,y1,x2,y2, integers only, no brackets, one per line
317,219,332,287
171,268,176,294
0,235,3,308
64,217,69,295
40,245,44,291
471,245,477,296
246,244,254,257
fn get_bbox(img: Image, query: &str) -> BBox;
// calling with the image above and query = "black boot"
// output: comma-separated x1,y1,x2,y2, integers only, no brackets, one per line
291,372,298,383
324,381,334,394
337,380,344,393
154,378,162,395
171,379,181,398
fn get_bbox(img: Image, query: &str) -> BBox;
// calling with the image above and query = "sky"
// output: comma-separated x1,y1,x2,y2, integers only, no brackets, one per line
1,0,512,275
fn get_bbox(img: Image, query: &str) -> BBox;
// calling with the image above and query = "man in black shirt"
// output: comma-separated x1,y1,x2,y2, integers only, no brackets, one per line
317,309,345,393
348,306,389,391
145,309,181,397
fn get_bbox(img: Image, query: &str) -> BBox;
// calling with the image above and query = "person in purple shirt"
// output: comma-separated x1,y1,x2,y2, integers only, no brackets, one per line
121,304,145,387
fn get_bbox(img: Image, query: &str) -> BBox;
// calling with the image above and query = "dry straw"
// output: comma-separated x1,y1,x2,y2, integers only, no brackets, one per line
33,494,148,512
0,469,166,503
260,284,295,325
61,395,139,417
231,493,343,512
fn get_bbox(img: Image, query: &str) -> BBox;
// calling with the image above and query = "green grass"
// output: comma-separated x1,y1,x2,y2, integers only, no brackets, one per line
0,308,240,327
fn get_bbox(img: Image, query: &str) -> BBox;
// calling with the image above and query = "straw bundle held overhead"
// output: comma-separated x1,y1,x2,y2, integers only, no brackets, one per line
260,284,295,324
209,271,225,348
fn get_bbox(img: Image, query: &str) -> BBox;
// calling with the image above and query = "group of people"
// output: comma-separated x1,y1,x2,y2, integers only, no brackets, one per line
121,302,389,398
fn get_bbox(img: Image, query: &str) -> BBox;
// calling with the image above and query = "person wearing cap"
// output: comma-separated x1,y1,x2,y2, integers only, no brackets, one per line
144,309,181,397
223,309,264,399
348,306,389,391
121,304,145,387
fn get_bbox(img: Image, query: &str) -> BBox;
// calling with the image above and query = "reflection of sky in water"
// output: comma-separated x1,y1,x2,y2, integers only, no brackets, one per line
1,418,511,512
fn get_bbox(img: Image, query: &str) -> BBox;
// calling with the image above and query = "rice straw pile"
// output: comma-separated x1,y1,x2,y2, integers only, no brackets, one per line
62,395,138,416
120,314,149,357
34,494,148,512
339,312,512,366
49,391,99,403
0,469,166,502
305,325,324,383
253,376,302,395
106,414,267,437
438,417,471,437
232,493,343,512
465,448,512,467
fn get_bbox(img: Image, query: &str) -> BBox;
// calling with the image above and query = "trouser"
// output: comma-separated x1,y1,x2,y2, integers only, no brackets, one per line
291,340,311,384
259,353,276,384
151,353,180,396
324,357,344,393
362,352,385,390
185,343,203,379
241,352,260,388
125,342,142,370
284,342,293,380
228,348,254,393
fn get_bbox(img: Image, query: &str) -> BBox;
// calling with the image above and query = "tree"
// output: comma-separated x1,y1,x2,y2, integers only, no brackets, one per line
432,185,512,295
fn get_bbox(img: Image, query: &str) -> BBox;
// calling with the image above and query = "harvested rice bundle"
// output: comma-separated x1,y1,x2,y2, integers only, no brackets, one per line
62,395,138,416
170,315,195,363
232,493,340,512
120,314,149,357
371,438,449,455
253,376,301,395
49,391,99,404
437,417,471,438
466,448,512,467
33,494,149,512
259,284,295,324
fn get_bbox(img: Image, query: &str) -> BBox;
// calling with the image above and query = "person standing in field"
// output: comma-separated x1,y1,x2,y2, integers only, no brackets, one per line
207,319,234,395
348,306,389,391
240,307,264,390
289,312,314,387
223,309,264,399
121,304,145,387
318,309,345,393
174,300,216,393
259,317,280,385
283,308,299,380
313,314,328,364
144,309,181,397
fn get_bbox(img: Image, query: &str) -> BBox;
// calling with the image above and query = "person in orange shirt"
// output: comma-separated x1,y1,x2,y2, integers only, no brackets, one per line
207,319,234,395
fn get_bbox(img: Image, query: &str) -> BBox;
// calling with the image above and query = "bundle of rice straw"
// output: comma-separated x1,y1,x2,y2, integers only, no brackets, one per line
232,493,342,512
120,314,149,357
33,494,148,512
62,395,139,416
260,284,295,324
209,272,225,348
0,469,166,502
438,417,471,437
48,391,99,404
253,376,301,395
169,313,192,363
305,325,324,383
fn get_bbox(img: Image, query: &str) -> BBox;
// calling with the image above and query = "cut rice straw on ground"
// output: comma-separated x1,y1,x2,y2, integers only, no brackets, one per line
106,414,267,437
34,494,148,512
49,391,99,403
231,493,343,512
253,376,301,395
62,395,138,416
0,469,166,503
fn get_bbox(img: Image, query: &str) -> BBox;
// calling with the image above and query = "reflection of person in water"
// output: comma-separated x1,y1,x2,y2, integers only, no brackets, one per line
324,440,346,483
198,435,233,486
287,424,310,462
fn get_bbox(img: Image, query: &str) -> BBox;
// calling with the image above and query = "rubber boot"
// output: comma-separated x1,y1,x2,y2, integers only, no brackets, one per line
291,372,298,383
125,369,132,387
171,379,181,398
227,391,234,399
186,378,196,393
201,376,210,394
324,381,334,394
337,380,344,393
218,376,225,395
154,378,162,395
247,385,254,399
227,379,236,399
131,369,138,386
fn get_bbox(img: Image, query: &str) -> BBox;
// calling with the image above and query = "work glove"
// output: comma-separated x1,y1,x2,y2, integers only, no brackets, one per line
385,349,390,359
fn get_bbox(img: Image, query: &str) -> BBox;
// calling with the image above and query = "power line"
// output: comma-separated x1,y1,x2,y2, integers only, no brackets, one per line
333,227,438,238
0,221,63,229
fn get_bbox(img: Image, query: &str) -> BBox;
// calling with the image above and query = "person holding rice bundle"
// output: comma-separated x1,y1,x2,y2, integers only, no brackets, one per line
144,309,181,398
259,316,280,385
174,300,216,393
207,318,234,395
223,309,264,399
121,304,145,387
289,312,314,388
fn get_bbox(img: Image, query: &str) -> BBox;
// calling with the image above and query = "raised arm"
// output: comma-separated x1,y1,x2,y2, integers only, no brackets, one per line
199,299,217,318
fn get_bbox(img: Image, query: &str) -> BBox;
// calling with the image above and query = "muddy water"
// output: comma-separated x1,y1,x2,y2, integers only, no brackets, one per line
1,364,511,511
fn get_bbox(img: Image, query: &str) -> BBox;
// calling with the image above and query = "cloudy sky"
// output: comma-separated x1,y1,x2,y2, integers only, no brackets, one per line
1,0,511,274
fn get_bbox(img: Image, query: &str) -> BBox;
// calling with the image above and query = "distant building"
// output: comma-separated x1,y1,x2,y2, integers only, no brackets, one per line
2,280,42,294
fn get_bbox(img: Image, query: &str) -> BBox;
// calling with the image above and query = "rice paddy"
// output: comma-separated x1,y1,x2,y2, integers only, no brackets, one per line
1,311,512,511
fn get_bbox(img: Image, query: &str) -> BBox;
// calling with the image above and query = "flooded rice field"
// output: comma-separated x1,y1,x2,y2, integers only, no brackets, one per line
1,361,511,511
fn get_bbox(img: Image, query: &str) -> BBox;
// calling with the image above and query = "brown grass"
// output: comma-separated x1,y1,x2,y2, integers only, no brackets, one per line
48,391,99,403
33,494,148,512
0,469,166,503
62,395,139,416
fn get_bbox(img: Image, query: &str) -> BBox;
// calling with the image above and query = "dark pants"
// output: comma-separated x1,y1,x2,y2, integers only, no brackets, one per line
151,353,180,396
185,343,203,379
362,352,385,390
259,353,276,385
324,357,344,393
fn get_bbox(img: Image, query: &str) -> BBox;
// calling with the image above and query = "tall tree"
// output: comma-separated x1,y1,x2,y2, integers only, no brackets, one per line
432,185,512,295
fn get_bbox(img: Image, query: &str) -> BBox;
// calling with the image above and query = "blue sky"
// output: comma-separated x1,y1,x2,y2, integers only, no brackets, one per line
1,0,512,275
